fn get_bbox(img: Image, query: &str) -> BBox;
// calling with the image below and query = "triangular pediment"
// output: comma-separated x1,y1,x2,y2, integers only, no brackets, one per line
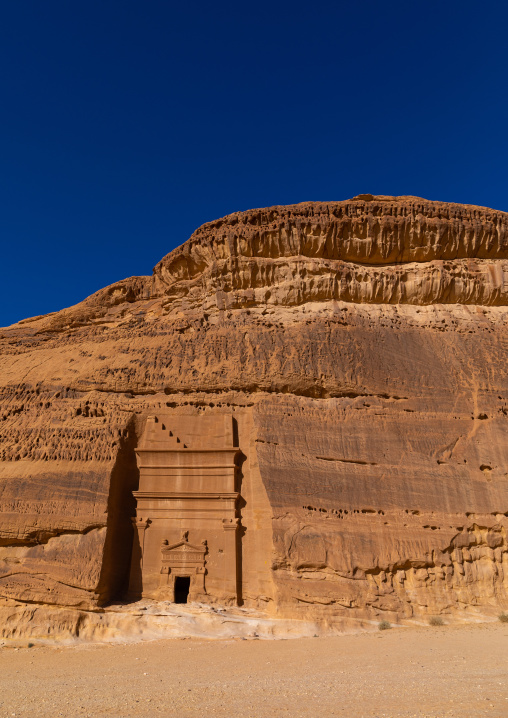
162,539,206,553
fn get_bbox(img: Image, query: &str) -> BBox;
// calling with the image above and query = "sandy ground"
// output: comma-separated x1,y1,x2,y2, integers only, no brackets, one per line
0,622,507,718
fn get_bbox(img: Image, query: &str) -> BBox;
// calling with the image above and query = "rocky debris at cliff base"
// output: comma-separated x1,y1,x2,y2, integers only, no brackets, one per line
0,599,502,647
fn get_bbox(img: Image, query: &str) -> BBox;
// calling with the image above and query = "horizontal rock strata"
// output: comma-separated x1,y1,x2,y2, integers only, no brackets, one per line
0,195,507,629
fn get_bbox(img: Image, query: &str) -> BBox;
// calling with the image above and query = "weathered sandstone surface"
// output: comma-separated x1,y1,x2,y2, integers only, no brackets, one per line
1,195,507,634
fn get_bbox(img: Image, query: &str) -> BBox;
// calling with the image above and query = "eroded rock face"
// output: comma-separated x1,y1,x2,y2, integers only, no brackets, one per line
1,195,507,625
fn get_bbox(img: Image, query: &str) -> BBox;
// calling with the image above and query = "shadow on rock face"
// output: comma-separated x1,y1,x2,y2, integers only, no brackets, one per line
95,415,140,605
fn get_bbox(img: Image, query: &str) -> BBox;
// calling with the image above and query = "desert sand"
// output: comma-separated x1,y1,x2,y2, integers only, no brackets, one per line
0,622,507,717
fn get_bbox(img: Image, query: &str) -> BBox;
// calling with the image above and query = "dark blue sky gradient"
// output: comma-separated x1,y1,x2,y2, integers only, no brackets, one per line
1,1,507,326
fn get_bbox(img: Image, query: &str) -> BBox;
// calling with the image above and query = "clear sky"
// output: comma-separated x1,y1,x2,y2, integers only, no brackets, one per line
1,1,507,326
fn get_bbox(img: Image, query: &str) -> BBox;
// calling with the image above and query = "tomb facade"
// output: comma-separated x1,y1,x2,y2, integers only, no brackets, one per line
128,414,241,604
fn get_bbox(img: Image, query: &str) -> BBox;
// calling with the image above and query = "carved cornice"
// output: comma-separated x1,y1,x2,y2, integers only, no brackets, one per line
133,491,239,500
135,448,240,454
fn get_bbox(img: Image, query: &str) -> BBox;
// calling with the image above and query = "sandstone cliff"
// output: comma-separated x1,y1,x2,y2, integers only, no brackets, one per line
1,195,507,630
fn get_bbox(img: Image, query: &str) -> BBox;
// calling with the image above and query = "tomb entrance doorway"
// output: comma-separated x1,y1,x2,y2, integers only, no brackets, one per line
174,576,190,604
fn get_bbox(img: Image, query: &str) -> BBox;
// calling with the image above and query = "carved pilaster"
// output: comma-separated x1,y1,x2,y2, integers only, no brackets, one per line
222,518,240,602
133,517,151,567
128,517,151,598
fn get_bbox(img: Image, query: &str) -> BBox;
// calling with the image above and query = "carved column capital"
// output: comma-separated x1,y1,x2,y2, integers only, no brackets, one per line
222,518,240,531
132,517,151,531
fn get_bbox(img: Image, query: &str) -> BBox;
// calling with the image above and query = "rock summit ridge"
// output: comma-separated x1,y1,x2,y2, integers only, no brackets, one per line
22,195,508,336
151,195,508,310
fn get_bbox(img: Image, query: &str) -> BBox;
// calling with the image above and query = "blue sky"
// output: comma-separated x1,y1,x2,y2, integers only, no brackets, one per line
1,1,507,326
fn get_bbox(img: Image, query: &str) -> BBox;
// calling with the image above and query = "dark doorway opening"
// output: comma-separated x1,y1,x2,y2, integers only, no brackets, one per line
174,576,190,604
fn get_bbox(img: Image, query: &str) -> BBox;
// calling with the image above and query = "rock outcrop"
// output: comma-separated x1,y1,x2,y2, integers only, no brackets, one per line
1,195,507,631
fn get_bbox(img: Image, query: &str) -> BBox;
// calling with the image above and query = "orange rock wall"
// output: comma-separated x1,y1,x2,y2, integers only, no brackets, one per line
0,196,507,621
